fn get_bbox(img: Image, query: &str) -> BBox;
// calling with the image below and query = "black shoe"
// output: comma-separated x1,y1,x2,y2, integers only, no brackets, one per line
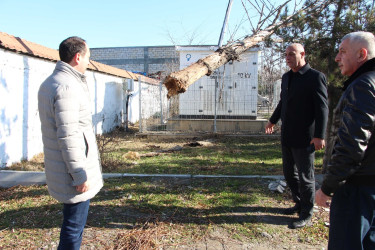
290,216,312,229
283,204,301,215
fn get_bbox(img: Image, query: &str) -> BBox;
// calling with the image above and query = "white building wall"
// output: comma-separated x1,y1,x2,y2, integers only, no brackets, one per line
86,72,125,135
0,48,139,167
140,82,166,120
127,79,140,124
0,49,53,167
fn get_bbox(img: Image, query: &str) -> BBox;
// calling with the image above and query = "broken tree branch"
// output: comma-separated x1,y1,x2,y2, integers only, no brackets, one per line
163,0,330,98
241,0,256,33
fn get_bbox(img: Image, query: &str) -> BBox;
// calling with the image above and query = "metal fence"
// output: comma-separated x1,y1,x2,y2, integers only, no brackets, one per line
136,69,280,134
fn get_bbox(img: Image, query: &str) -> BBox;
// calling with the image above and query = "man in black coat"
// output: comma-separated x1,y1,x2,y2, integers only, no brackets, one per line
265,43,328,229
316,31,375,249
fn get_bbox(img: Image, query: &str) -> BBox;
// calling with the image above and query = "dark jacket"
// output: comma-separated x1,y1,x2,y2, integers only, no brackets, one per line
321,58,375,196
270,63,328,148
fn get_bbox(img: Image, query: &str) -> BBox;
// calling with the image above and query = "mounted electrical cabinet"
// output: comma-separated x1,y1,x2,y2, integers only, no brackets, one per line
176,46,260,119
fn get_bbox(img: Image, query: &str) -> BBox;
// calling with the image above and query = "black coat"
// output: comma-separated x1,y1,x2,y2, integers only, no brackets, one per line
270,63,328,148
322,58,375,196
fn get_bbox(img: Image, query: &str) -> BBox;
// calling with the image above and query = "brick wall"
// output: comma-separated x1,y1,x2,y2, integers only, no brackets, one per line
91,46,179,79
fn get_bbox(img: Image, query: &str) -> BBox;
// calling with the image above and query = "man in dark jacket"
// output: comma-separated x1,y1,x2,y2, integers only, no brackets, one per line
316,31,375,249
266,43,328,229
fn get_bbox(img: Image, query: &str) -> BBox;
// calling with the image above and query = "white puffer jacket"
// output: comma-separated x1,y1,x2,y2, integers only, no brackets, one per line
38,61,103,204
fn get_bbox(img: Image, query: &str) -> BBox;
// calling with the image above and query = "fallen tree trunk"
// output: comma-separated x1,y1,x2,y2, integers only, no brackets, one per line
163,1,329,98
164,25,279,98
164,27,280,98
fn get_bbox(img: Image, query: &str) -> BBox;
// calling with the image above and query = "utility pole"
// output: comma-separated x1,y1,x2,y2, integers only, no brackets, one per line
218,0,234,47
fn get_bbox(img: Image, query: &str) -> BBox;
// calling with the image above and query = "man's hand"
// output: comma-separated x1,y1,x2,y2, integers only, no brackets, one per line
310,138,325,151
265,121,275,134
315,189,331,207
75,181,90,193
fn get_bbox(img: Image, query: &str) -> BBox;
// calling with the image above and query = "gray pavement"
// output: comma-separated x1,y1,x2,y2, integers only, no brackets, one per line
0,170,48,188
0,170,324,188
0,170,124,188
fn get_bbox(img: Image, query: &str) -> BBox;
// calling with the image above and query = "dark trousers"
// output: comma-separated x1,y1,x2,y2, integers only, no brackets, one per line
328,184,375,250
282,144,315,218
58,199,90,250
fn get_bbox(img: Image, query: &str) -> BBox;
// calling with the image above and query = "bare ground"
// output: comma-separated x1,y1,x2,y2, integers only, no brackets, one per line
80,201,330,250
2,133,329,249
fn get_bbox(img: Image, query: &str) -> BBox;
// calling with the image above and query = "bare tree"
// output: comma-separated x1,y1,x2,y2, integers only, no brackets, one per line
163,0,332,98
258,43,287,103
164,20,210,46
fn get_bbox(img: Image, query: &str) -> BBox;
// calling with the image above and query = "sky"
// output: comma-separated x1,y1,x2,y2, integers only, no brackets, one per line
0,0,259,50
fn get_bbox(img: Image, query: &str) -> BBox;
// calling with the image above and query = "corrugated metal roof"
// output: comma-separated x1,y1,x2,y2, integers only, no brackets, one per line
0,31,159,85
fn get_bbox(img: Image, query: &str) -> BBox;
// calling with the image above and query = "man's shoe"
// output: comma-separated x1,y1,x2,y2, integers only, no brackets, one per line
290,217,312,229
283,204,301,215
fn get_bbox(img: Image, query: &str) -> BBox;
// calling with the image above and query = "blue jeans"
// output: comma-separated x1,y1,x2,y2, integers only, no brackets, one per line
282,144,315,218
58,199,90,250
328,184,375,250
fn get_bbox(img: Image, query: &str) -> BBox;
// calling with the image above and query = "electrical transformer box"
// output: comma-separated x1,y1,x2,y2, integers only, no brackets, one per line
176,46,260,118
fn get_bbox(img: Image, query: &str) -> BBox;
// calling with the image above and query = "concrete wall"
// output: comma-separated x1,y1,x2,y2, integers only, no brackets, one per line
0,48,162,167
0,49,53,167
90,46,179,79
85,71,126,135
166,118,268,133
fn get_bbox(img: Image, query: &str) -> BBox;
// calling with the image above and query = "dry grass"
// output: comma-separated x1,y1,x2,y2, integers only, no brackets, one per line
2,130,329,249
0,177,330,249
5,153,44,171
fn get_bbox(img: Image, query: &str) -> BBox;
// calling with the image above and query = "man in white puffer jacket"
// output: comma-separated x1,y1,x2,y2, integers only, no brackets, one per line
38,36,103,250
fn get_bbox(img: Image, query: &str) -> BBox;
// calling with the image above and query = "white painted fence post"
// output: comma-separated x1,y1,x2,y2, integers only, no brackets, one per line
138,76,143,133
160,82,163,126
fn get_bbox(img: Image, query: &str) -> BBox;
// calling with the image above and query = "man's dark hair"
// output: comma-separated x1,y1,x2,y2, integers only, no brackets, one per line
59,36,87,63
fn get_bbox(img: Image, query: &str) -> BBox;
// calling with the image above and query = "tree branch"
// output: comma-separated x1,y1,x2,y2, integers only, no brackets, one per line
163,0,332,98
